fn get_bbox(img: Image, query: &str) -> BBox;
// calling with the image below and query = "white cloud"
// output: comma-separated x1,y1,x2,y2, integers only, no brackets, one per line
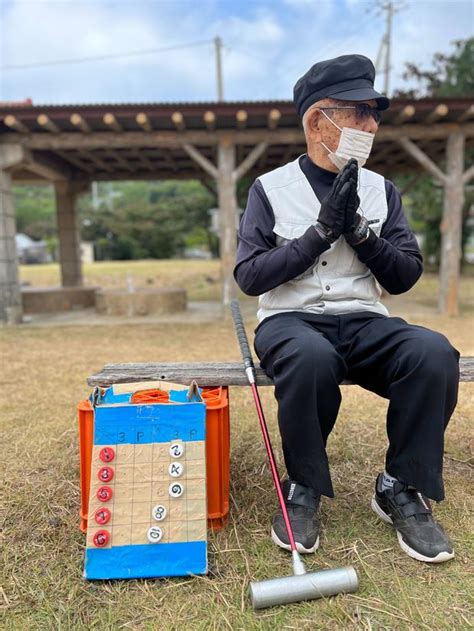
0,0,472,104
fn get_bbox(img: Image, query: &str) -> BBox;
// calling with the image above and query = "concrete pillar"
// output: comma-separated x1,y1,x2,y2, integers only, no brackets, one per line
0,168,22,324
0,144,26,324
217,137,238,310
55,181,88,287
439,131,465,316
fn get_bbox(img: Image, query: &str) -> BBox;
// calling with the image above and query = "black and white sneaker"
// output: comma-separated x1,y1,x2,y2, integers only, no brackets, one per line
371,473,454,563
271,479,320,554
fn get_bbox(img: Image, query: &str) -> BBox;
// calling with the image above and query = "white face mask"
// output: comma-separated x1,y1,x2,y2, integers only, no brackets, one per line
319,109,374,170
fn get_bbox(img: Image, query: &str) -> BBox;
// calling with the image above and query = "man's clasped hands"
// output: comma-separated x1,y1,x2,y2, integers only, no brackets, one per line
316,158,369,245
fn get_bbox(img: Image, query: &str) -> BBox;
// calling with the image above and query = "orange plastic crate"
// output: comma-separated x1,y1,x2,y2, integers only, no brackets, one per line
78,386,230,533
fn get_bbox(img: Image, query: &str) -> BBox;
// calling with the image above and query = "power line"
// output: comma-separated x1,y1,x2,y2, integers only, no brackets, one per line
1,39,214,70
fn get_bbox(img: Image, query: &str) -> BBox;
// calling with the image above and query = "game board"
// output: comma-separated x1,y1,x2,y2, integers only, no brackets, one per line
84,383,207,580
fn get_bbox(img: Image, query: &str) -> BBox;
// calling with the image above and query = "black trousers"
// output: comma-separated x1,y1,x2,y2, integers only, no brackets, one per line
254,311,460,502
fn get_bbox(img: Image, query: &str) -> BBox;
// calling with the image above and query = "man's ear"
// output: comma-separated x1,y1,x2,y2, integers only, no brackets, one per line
308,109,322,141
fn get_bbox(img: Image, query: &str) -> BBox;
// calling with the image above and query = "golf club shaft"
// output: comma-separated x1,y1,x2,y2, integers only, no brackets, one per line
230,300,298,554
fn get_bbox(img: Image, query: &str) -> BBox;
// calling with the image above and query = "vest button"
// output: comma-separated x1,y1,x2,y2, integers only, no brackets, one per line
325,285,330,291
322,261,327,266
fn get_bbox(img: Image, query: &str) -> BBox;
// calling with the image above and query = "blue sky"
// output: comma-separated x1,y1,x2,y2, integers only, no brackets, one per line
0,0,472,105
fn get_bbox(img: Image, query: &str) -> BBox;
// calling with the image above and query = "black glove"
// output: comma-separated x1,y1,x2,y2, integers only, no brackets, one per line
343,165,370,246
343,171,360,233
316,159,358,243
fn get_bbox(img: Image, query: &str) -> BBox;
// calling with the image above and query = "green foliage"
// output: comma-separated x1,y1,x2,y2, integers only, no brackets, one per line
79,180,216,260
394,38,474,98
392,39,473,267
13,185,56,240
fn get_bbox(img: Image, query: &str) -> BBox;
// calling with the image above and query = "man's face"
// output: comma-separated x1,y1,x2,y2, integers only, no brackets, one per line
313,98,380,152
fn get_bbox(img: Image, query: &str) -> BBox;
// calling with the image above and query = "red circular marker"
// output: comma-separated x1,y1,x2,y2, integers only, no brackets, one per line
93,529,110,547
94,507,111,525
99,447,115,463
98,466,114,482
96,486,113,502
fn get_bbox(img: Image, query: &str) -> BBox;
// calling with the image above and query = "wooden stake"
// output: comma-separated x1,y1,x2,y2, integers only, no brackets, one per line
136,112,152,132
217,137,237,311
4,115,29,134
439,131,464,316
424,103,448,124
394,105,415,124
171,112,185,130
268,108,281,129
203,111,216,130
103,113,122,131
70,113,91,133
236,110,248,129
37,114,60,133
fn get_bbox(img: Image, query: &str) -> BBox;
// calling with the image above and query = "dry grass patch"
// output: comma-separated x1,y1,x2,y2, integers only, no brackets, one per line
2,276,474,629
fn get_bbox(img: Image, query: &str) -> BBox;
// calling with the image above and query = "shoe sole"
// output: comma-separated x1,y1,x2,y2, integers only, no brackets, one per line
371,495,454,564
271,527,319,554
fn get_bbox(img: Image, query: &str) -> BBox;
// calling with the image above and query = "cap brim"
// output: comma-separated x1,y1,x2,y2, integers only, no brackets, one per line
328,87,390,110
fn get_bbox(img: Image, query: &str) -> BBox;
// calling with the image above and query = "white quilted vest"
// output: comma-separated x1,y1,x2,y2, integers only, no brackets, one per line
257,157,389,322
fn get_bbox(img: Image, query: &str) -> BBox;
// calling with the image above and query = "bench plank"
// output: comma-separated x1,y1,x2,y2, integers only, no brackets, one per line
88,357,474,387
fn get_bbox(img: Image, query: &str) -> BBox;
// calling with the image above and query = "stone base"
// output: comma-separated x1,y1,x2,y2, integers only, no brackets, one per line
22,286,98,314
95,288,187,316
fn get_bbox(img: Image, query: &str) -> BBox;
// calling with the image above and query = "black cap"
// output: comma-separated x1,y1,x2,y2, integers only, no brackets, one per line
293,54,390,117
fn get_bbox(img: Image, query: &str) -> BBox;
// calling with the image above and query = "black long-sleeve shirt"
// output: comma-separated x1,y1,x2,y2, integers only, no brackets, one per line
234,155,423,296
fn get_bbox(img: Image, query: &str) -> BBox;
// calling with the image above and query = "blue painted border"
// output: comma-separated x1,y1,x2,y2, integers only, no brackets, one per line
84,541,207,579
94,403,206,445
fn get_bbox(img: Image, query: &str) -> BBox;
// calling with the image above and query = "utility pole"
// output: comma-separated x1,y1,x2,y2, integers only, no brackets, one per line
214,36,224,102
384,1,393,95
374,1,403,97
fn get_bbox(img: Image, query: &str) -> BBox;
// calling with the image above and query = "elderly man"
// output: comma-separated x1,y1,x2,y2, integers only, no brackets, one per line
233,55,459,563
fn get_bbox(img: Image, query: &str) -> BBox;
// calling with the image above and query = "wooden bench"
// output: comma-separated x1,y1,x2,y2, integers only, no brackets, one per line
88,358,474,387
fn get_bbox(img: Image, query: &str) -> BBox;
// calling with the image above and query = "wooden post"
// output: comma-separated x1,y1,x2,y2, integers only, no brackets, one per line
54,180,90,287
439,131,465,316
217,137,237,311
0,145,24,323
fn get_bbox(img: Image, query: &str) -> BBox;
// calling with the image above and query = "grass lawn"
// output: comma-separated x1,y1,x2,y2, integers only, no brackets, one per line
2,266,473,629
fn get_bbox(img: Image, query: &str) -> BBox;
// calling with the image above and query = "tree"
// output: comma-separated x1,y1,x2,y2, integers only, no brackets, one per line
392,38,473,267
80,180,216,260
393,38,474,98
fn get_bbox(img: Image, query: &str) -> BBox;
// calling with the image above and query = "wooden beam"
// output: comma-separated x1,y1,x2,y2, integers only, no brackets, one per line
90,169,213,181
56,150,94,174
37,114,60,134
201,177,216,196
183,143,218,179
234,142,268,181
3,122,473,152
107,149,136,172
103,113,122,131
82,150,114,172
424,103,448,124
171,112,185,131
462,164,474,184
87,357,474,387
136,112,152,132
458,104,474,122
236,110,247,130
130,148,154,171
217,137,237,310
203,111,216,130
70,113,91,133
268,108,281,129
439,131,465,316
23,150,71,181
397,136,448,185
4,115,29,134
